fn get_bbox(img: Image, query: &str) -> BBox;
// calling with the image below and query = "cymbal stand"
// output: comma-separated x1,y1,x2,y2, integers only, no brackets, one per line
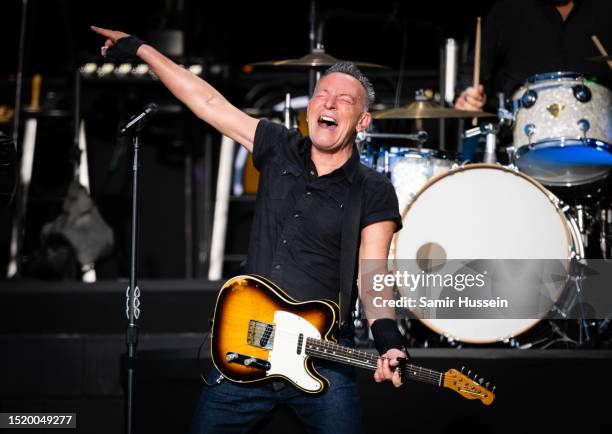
283,93,297,129
308,0,318,96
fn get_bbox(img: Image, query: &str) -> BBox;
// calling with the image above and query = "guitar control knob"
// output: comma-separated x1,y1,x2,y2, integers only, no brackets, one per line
244,357,256,366
226,352,239,362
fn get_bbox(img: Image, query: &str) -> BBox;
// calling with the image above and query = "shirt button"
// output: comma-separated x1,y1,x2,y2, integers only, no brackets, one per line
282,239,288,244
281,169,288,175
293,212,300,218
274,264,281,270
309,170,315,176
306,191,312,196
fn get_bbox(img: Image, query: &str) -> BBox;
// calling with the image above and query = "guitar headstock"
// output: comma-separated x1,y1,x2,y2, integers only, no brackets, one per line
443,367,495,405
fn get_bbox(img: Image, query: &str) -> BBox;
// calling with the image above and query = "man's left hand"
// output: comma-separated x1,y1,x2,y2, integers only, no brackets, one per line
373,348,407,388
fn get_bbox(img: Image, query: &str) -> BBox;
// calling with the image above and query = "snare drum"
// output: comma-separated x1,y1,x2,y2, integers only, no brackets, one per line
391,148,459,213
511,71,612,187
391,164,583,344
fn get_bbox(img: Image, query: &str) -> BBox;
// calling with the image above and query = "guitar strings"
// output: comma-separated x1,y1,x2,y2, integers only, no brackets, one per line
221,322,444,384
240,322,441,376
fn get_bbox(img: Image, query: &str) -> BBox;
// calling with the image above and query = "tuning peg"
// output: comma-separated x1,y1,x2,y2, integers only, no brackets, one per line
479,378,484,385
486,381,490,389
473,372,478,380
461,366,465,373
492,385,496,392
467,369,471,376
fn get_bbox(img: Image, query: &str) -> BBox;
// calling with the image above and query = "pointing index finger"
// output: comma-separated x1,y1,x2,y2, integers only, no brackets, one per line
90,25,114,39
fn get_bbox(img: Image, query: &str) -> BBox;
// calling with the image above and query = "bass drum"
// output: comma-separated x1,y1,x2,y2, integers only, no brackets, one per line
391,164,584,344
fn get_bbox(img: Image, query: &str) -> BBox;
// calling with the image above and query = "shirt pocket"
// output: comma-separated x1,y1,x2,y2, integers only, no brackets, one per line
265,158,299,200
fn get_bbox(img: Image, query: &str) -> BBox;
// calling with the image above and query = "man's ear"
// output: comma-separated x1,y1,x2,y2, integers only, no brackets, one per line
356,111,372,132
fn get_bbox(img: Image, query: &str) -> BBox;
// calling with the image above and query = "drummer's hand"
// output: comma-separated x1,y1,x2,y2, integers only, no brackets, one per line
90,26,132,56
455,85,486,111
374,348,406,388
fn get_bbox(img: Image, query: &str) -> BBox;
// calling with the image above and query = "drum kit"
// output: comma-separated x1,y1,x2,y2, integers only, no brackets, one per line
247,47,612,348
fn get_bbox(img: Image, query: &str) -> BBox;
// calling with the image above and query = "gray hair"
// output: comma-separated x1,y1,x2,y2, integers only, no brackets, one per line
320,62,375,110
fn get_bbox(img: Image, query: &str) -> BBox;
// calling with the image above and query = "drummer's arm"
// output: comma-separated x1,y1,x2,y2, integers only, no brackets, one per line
137,44,259,151
454,6,503,112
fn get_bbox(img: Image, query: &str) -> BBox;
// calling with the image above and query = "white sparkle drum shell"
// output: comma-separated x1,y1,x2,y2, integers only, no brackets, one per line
512,71,612,186
391,164,583,344
391,148,458,214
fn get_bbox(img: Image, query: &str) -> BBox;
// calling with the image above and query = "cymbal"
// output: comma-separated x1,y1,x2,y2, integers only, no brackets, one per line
372,100,496,120
586,55,612,62
248,51,387,69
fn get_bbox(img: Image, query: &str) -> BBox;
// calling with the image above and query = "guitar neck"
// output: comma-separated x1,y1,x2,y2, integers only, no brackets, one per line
305,338,444,387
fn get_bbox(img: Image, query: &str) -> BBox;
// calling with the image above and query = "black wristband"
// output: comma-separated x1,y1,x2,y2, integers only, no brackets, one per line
106,35,144,61
370,318,405,355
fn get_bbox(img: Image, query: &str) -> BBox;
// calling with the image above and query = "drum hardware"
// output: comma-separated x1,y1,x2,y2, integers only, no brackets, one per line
463,119,512,164
282,92,299,130
601,207,612,259
482,124,498,164
575,205,591,248
356,131,429,145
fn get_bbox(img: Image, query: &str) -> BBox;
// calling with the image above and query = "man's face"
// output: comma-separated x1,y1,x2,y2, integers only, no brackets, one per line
306,72,372,153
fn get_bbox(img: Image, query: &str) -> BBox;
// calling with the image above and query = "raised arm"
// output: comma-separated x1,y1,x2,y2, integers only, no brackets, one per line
91,26,259,152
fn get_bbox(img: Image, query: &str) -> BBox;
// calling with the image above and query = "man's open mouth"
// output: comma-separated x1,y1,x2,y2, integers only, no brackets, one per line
317,115,338,130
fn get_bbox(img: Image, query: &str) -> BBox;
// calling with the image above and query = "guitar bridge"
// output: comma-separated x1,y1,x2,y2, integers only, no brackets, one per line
247,320,275,350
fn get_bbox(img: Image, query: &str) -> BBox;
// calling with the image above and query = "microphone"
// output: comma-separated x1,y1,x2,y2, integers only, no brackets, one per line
120,103,159,135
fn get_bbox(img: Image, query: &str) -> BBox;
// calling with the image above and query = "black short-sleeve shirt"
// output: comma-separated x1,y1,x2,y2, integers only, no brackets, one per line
246,119,402,302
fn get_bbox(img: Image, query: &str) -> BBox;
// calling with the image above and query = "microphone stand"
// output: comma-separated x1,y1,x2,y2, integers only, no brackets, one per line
121,106,155,434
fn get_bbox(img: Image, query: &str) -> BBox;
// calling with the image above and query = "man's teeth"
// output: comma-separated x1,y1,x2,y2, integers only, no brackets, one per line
319,115,338,126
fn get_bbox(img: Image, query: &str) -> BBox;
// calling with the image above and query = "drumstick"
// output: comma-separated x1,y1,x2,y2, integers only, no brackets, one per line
591,35,612,70
472,17,481,126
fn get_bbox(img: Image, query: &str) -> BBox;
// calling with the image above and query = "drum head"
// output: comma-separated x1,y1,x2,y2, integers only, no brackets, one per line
392,164,578,343
515,139,612,186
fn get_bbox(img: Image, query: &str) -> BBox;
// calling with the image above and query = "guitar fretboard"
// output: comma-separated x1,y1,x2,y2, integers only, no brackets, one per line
304,338,443,386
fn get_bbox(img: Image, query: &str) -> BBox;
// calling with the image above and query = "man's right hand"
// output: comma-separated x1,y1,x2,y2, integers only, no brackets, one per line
90,26,131,57
454,84,487,111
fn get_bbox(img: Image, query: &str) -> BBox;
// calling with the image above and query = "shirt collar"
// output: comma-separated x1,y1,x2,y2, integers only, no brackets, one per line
301,137,361,183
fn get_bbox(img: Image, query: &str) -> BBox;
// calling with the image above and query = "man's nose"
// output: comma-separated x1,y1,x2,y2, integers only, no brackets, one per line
324,95,337,109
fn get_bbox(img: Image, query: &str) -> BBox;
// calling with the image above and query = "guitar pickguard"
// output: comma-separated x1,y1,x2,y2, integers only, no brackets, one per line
267,310,324,392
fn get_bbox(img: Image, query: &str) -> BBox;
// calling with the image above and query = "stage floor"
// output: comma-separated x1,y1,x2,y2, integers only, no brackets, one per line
1,279,611,433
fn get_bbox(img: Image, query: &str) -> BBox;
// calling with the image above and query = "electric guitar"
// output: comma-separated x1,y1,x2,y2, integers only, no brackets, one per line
210,275,495,405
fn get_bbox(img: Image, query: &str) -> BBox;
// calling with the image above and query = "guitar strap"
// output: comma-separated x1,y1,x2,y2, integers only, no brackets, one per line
338,162,370,332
